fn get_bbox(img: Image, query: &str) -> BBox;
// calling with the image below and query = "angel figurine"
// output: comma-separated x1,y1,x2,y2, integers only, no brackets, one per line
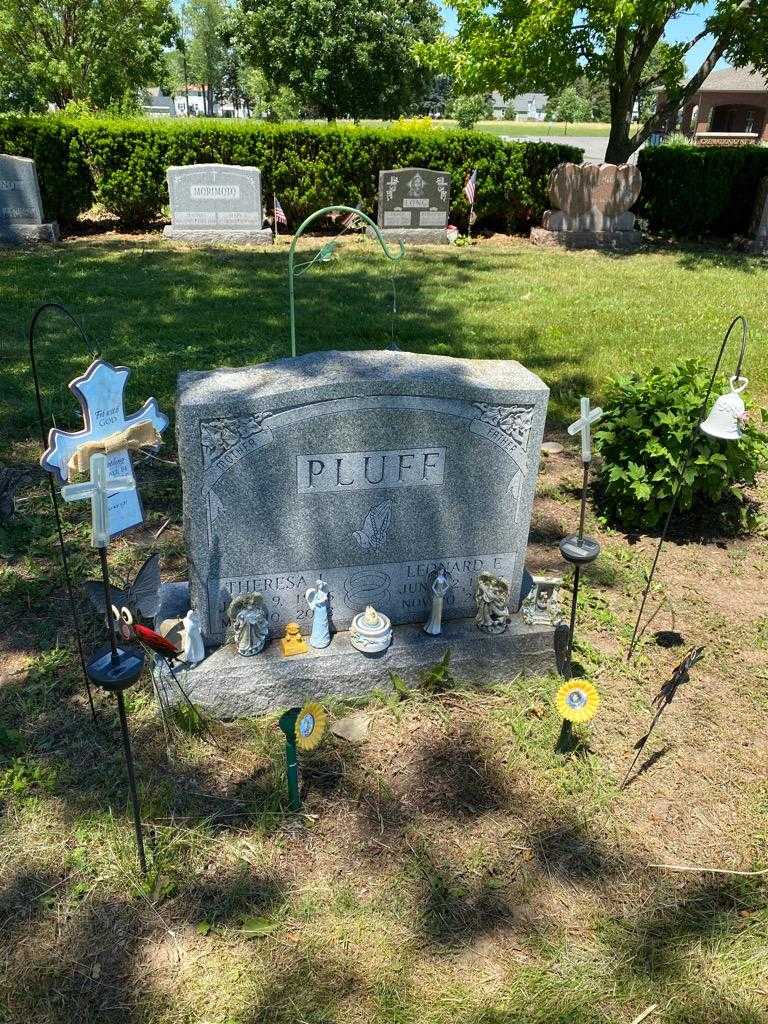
474,573,511,634
227,593,269,657
180,609,205,667
305,580,331,648
423,569,452,636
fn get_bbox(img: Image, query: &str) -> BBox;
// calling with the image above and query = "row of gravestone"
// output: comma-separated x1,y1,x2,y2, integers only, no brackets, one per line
0,155,455,246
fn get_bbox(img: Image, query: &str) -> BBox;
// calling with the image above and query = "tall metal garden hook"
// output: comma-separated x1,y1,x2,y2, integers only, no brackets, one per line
287,205,405,358
28,302,99,722
627,315,748,661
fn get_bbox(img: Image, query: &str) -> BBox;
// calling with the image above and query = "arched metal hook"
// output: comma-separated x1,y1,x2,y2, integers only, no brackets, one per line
28,302,100,722
287,205,405,358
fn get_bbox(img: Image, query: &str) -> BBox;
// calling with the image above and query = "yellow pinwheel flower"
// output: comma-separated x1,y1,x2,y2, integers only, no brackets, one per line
295,701,328,751
555,680,601,723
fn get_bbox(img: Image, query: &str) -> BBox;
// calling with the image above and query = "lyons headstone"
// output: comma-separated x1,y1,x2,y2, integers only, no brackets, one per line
531,162,642,250
162,350,557,716
163,163,272,245
371,167,451,244
0,154,59,244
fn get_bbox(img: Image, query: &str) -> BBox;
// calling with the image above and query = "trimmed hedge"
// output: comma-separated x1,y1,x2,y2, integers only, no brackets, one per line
637,144,768,238
0,115,581,229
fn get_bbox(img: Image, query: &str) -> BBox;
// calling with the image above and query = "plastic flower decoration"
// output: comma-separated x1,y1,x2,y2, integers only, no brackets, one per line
295,701,328,751
555,680,601,724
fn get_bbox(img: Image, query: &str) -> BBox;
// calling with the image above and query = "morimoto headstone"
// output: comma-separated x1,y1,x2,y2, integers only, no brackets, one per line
372,167,451,244
0,154,59,244
177,350,548,645
163,163,272,245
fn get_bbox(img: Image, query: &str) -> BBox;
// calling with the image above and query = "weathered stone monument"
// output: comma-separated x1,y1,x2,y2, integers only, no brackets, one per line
741,175,768,253
163,163,272,245
161,350,555,716
369,168,451,244
531,162,642,250
0,154,58,244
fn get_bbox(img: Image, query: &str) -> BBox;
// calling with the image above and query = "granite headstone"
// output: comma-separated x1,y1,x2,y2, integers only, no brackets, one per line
0,154,59,244
163,163,272,245
176,349,548,645
371,167,451,244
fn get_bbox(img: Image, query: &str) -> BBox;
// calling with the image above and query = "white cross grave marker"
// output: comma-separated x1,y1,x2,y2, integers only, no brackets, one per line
41,359,168,538
61,453,135,548
567,396,603,463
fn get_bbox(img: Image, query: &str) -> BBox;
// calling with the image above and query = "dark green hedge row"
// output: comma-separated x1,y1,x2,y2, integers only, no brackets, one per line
0,115,581,230
637,144,768,237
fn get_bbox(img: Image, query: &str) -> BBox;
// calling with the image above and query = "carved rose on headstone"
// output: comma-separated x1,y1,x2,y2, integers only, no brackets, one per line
542,162,642,234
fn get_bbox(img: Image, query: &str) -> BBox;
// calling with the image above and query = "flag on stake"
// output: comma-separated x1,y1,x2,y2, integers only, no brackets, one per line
464,169,477,205
274,194,288,228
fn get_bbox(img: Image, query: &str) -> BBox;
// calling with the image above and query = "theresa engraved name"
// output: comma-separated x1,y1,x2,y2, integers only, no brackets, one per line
296,447,446,493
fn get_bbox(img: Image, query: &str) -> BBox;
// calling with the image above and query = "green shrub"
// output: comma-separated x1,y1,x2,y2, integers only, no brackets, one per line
448,94,492,130
637,144,768,237
594,359,768,531
0,114,581,229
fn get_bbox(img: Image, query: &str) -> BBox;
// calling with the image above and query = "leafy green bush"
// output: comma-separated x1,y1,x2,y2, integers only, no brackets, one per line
0,114,581,229
448,94,492,130
637,144,768,237
594,359,768,531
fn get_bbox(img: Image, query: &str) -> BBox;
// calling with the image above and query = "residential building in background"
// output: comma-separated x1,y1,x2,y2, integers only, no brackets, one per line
490,91,548,120
659,65,768,145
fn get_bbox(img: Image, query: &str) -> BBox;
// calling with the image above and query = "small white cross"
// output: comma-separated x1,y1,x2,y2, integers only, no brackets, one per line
61,453,135,548
567,396,604,463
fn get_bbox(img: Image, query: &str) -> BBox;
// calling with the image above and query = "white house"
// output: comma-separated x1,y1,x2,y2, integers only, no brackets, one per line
490,91,549,120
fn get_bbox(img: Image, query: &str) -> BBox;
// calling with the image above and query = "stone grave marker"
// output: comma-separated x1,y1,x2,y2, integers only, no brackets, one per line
371,167,451,244
531,162,642,250
160,349,556,716
743,175,768,253
0,154,59,244
163,163,272,245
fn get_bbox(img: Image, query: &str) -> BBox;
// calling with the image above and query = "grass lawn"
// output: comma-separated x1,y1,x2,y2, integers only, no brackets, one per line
1,235,768,1023
458,120,613,138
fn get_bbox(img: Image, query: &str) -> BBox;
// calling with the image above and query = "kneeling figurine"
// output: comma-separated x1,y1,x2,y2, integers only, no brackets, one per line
474,573,511,634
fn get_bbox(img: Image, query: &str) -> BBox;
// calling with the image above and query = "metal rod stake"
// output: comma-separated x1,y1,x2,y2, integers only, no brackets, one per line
116,688,147,876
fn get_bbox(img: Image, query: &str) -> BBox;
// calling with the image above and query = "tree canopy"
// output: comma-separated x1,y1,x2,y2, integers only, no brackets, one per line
429,0,768,162
0,0,176,111
235,0,442,119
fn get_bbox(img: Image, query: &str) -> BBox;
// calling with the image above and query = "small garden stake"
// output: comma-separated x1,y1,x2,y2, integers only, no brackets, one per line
554,679,601,753
559,396,604,676
278,702,328,811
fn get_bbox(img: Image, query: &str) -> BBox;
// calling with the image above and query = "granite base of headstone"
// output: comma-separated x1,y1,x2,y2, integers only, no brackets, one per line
163,163,272,246
156,582,556,719
0,154,59,245
170,347,553,716
738,175,768,253
530,162,642,250
367,167,451,245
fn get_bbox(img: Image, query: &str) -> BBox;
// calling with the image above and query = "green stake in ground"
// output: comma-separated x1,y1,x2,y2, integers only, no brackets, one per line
278,701,328,811
287,205,405,358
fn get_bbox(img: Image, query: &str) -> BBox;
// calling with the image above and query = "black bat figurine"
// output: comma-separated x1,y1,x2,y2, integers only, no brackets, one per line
621,646,705,789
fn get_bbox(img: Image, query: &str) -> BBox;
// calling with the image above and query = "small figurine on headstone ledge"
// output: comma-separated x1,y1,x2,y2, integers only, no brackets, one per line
305,580,331,648
474,573,511,634
228,593,269,657
350,605,393,654
281,622,309,656
423,569,452,636
522,576,563,627
180,608,205,666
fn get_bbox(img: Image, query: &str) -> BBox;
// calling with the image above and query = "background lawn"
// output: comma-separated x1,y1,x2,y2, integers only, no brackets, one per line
356,119,614,137
1,235,766,464
1,236,768,1024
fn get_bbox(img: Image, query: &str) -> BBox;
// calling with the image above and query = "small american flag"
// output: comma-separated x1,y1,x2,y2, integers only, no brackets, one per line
464,169,477,205
274,195,287,226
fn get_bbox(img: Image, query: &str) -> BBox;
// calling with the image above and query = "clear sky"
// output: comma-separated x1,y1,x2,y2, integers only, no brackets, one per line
437,2,723,75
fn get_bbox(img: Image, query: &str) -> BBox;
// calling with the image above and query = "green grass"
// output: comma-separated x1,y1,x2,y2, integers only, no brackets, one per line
2,236,767,462
352,118,614,137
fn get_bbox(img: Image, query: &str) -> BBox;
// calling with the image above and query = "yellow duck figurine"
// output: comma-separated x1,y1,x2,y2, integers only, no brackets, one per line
281,622,309,656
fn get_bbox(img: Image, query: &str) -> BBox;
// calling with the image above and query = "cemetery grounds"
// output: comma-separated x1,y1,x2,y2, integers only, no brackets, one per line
1,234,768,1023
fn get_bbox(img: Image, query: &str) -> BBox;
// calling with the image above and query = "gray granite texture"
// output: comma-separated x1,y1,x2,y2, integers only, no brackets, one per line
175,349,550,645
0,154,58,244
377,168,451,232
366,226,448,245
530,227,642,250
156,582,556,719
165,163,271,244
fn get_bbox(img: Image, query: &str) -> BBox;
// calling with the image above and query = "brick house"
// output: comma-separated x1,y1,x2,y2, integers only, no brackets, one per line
674,65,768,145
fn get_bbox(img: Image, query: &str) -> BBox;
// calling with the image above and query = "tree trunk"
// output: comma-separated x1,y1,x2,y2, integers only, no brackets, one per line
604,101,634,164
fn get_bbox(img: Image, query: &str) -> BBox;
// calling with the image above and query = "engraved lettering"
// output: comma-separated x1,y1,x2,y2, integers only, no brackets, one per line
296,448,445,494
364,455,385,484
397,453,414,480
307,459,325,488
336,457,354,486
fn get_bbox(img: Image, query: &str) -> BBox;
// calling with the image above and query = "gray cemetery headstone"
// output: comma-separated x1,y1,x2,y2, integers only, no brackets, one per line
371,167,451,244
744,175,768,253
163,349,555,716
163,163,272,245
0,154,59,244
